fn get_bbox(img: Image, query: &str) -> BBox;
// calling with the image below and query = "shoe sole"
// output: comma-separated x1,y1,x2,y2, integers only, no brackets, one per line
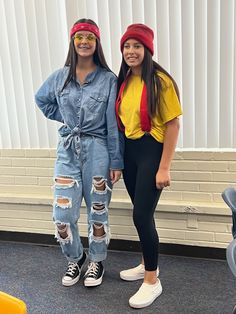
120,269,159,281
120,273,145,281
129,289,162,309
62,274,81,287
62,254,87,287
84,269,104,287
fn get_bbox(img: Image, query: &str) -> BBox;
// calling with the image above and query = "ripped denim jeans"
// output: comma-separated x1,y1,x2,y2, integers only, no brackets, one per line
53,133,112,263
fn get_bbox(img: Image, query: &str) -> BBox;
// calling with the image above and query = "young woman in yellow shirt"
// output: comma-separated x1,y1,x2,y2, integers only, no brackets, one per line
116,23,182,309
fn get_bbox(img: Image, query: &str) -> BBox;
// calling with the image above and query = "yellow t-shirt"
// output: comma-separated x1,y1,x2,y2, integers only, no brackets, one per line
119,72,182,143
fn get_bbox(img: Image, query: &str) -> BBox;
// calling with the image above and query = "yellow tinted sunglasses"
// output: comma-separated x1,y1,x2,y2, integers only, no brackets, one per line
73,33,96,43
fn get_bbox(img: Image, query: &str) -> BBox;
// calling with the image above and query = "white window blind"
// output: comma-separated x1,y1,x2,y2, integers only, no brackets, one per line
0,0,235,149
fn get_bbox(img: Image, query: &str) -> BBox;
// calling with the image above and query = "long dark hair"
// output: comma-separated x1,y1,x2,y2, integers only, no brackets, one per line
62,19,111,91
117,47,180,118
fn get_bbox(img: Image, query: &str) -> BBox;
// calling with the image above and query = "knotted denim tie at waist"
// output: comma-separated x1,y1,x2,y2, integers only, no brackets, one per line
59,125,83,155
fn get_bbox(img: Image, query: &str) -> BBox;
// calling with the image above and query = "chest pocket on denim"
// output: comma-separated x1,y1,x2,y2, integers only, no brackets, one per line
57,90,79,128
57,90,70,115
87,93,107,122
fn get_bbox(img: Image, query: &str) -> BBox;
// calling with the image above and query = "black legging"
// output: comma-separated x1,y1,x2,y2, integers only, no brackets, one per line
123,135,163,271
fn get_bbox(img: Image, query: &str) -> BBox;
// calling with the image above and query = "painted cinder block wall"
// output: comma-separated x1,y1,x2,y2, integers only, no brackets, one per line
0,149,235,248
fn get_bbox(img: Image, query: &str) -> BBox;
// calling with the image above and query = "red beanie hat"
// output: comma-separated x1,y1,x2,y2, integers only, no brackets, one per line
120,23,154,55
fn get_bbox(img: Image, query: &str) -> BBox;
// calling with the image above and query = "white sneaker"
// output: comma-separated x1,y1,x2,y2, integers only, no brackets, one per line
129,280,163,309
120,264,159,281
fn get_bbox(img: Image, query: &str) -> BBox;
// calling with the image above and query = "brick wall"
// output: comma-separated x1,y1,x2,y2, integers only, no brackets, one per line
0,149,235,248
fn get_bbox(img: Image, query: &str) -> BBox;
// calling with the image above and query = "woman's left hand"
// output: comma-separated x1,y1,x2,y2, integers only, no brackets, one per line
156,168,171,190
110,170,122,184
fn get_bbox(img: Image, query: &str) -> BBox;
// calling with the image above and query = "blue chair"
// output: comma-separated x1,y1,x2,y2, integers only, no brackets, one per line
222,187,236,314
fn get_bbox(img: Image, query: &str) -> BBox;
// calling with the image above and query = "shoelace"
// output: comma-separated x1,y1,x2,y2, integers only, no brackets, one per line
66,262,78,276
85,262,99,277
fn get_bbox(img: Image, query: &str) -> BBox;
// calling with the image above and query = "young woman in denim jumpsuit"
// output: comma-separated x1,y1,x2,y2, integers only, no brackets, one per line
116,24,182,308
35,19,123,288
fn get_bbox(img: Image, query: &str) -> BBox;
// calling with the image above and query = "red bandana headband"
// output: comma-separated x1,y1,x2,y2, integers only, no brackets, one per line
70,23,100,39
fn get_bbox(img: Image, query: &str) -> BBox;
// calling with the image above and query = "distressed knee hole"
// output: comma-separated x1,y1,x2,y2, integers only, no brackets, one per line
54,196,72,209
56,177,73,184
93,203,105,210
89,223,110,245
93,223,105,237
93,176,106,191
54,176,78,189
91,202,108,215
91,202,107,215
55,222,73,245
56,223,68,239
57,197,69,205
91,176,112,194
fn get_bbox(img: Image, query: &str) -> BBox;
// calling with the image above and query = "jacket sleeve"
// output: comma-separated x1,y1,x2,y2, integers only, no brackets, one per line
35,70,64,123
106,77,124,170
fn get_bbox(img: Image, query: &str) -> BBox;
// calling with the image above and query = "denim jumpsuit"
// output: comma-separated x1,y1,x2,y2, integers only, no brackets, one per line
35,66,123,263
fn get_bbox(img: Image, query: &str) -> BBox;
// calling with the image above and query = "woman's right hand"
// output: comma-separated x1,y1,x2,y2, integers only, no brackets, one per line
156,168,170,190
110,170,122,185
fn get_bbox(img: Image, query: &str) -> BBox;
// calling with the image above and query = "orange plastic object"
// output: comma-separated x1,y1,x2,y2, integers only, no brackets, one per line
0,291,27,314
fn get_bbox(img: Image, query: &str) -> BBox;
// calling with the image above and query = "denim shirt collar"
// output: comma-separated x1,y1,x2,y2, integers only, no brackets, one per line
73,65,101,85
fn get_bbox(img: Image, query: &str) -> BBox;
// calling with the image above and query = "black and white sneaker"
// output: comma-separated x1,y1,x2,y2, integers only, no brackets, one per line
84,261,104,287
62,251,87,286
